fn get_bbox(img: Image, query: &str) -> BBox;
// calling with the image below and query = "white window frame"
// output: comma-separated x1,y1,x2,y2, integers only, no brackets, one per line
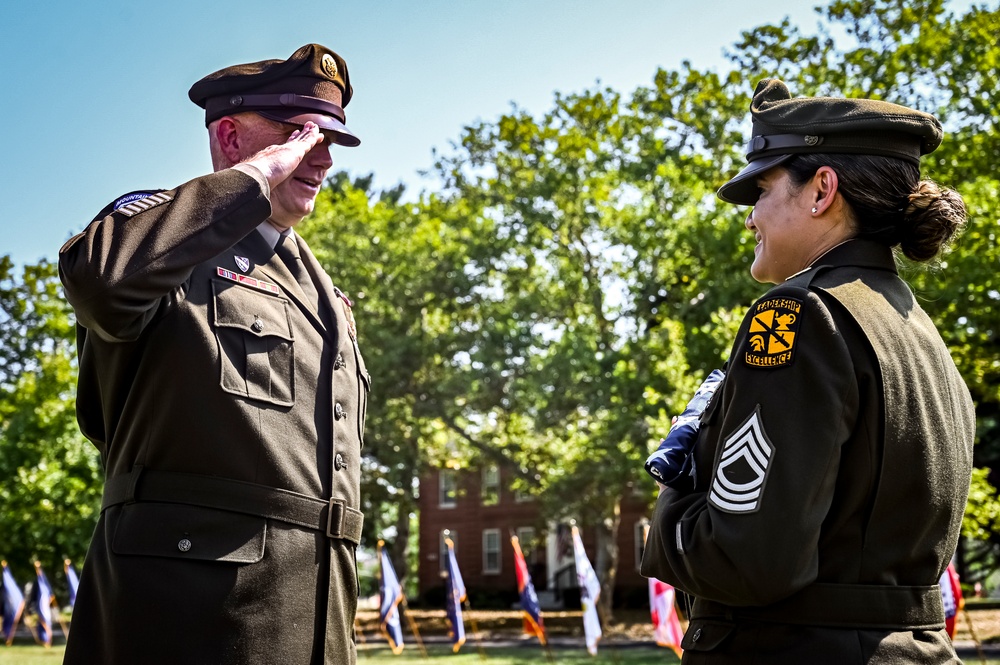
439,470,457,508
481,464,500,506
482,528,501,575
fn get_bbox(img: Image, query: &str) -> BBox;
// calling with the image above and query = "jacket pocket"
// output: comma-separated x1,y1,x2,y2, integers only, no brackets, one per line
111,502,266,563
212,279,294,407
681,619,736,652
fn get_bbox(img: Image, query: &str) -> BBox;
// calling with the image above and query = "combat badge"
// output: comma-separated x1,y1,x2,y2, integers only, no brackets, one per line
709,406,774,514
744,296,802,368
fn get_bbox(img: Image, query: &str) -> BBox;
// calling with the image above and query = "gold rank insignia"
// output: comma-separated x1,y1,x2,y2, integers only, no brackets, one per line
744,296,802,368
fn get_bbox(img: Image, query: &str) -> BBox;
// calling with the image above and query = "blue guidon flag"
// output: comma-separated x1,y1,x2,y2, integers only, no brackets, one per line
33,562,55,647
511,534,546,645
378,541,405,655
64,560,80,608
2,561,25,646
443,537,467,652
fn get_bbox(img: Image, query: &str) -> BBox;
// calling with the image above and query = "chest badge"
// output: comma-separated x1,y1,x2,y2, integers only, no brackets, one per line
234,256,251,273
744,297,802,368
334,288,357,341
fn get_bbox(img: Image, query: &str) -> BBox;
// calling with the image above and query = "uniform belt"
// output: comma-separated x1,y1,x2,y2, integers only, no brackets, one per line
101,465,364,546
692,582,945,630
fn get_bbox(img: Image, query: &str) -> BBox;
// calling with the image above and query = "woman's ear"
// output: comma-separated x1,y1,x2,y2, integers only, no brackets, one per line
810,166,840,216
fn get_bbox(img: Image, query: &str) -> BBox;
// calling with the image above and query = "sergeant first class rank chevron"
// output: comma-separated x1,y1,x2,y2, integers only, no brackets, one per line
744,297,802,368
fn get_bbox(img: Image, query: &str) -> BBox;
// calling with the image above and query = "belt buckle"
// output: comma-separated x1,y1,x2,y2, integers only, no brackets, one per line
326,498,345,539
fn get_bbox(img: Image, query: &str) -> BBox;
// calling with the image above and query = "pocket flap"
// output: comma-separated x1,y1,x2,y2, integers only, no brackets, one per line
212,279,292,341
681,619,736,652
112,502,266,563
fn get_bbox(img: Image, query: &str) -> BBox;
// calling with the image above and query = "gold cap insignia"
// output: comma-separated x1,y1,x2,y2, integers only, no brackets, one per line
321,53,338,79
744,297,803,368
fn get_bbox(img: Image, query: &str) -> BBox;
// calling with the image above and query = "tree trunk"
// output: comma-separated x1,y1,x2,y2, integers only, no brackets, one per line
595,495,622,623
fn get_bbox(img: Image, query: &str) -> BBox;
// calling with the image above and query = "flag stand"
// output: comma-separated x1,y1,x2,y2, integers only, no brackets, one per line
462,599,488,661
398,597,428,658
594,602,622,664
3,602,23,647
960,606,987,665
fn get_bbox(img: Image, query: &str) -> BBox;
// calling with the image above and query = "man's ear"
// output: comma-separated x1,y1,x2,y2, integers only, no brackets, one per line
214,117,242,165
811,165,840,216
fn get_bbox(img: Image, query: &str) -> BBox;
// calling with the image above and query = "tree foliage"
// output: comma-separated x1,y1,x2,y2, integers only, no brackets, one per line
0,256,102,600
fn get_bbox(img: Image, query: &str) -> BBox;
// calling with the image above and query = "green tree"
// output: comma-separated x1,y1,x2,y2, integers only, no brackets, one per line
0,256,103,601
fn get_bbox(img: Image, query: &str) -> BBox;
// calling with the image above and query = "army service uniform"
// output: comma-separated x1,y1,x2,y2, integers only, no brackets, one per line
59,166,368,664
642,239,975,663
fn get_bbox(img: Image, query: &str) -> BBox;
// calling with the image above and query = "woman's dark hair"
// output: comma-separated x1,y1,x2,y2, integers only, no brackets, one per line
783,153,966,262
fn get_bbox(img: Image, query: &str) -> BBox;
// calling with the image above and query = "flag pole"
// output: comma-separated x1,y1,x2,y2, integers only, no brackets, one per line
398,596,428,658
960,605,987,665
460,598,487,661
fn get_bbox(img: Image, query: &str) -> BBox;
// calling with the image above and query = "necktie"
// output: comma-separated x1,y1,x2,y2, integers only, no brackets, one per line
275,234,320,310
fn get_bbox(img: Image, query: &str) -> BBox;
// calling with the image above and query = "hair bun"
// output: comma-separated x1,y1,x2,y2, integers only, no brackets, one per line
900,180,967,261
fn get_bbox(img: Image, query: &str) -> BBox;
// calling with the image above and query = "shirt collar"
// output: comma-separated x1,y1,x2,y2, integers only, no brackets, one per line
256,221,292,250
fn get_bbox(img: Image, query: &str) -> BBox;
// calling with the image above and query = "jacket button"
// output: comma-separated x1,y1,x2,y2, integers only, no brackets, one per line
335,453,345,471
692,628,702,642
178,539,192,552
251,317,263,333
335,403,346,420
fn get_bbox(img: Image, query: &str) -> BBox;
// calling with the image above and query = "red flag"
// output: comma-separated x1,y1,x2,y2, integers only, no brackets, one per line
648,577,684,656
511,535,546,644
940,562,964,639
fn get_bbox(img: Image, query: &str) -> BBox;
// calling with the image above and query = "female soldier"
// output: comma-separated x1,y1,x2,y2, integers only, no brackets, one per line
641,79,975,664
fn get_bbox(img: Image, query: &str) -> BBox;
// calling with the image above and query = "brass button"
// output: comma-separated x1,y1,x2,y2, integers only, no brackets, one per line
692,628,702,642
251,317,263,333
334,453,345,471
178,539,192,552
335,403,346,420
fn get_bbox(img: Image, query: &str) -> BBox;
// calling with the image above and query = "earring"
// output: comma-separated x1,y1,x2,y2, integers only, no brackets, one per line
811,207,818,214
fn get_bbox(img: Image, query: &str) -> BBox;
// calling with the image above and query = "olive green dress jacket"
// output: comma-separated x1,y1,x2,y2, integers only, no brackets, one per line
59,168,368,665
642,240,975,664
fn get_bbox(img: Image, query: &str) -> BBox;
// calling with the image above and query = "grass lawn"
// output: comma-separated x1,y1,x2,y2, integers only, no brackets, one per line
0,643,678,664
4,644,999,664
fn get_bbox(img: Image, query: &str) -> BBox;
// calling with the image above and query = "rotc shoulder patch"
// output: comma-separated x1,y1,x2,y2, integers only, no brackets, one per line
743,296,802,368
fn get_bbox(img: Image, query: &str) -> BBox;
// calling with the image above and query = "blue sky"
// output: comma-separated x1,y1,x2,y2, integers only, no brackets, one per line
0,0,832,265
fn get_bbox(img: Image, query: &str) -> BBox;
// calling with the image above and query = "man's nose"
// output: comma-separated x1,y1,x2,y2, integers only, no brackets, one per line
308,142,333,170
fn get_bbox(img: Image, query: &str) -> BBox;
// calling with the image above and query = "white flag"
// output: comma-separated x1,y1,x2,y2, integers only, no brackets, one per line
571,525,602,655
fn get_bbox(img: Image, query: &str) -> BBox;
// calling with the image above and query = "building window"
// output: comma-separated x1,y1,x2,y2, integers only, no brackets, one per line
634,520,650,571
482,528,501,575
481,464,500,506
439,470,457,508
516,526,537,565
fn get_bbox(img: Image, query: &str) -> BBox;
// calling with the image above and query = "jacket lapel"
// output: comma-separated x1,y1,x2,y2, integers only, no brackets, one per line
230,231,333,341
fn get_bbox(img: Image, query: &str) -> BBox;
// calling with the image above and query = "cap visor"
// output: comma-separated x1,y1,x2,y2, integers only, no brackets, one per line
257,110,361,148
716,154,792,205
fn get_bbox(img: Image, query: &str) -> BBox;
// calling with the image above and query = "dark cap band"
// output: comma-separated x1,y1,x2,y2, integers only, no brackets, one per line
189,44,360,147
718,79,942,205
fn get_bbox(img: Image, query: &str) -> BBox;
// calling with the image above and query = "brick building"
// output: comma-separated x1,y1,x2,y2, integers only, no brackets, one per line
417,463,653,608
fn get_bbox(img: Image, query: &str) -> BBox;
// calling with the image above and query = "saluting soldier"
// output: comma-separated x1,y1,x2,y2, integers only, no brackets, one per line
59,44,369,665
641,79,975,663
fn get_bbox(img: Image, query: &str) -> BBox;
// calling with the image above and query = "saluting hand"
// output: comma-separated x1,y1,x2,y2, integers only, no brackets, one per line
240,122,325,191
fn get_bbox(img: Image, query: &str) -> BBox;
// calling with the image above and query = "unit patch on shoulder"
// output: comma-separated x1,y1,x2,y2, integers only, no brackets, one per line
709,407,774,514
743,296,802,368
115,191,173,217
